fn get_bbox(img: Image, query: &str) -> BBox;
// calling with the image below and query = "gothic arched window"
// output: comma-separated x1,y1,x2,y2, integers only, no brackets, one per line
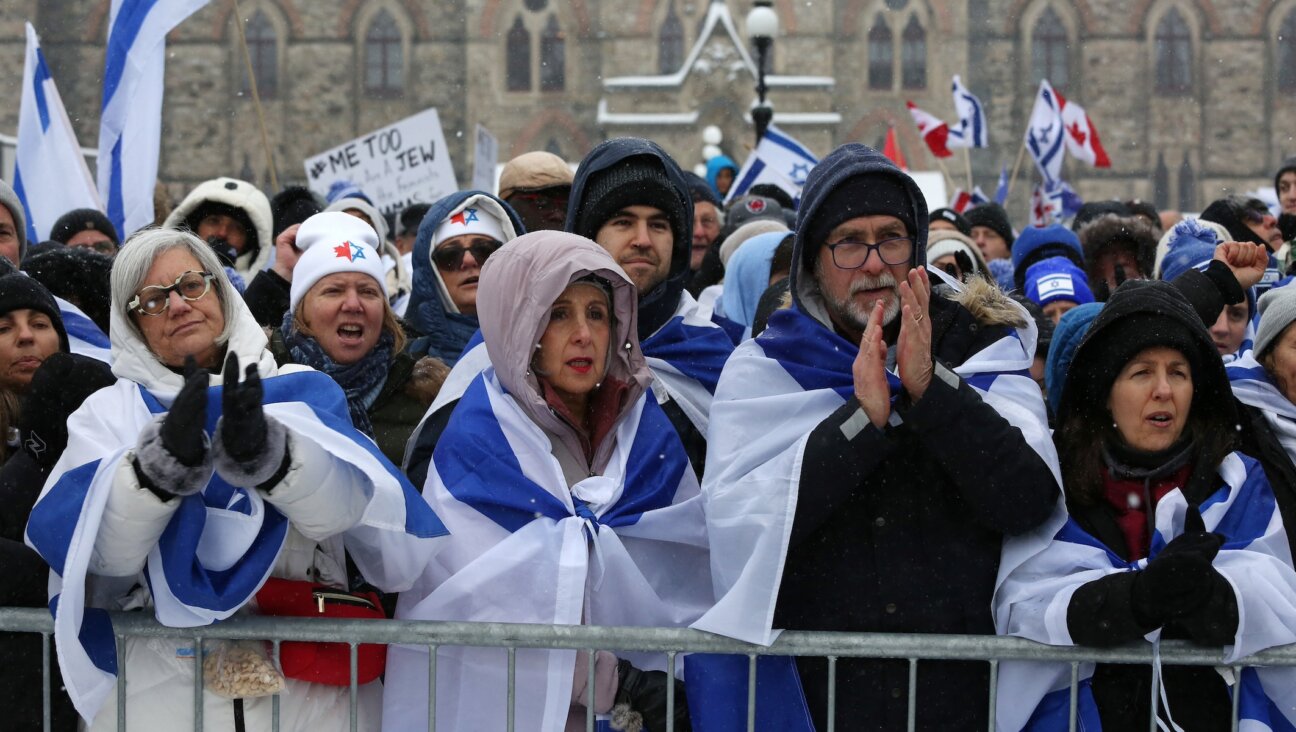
659,1,685,74
539,14,565,91
901,15,926,89
241,10,277,98
1154,9,1193,95
1031,7,1069,90
868,15,893,90
507,15,532,91
364,9,403,97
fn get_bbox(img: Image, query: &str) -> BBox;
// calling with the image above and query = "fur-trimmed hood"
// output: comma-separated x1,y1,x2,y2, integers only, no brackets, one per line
164,177,274,279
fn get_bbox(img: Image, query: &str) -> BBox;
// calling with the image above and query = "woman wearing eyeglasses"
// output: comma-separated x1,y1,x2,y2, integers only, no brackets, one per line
404,190,525,366
25,228,446,731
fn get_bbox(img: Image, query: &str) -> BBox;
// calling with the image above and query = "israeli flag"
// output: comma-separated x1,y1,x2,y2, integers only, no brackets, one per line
993,450,1296,731
949,74,990,149
97,0,210,240
55,296,112,364
1025,80,1066,186
726,124,819,205
14,23,101,244
26,370,447,723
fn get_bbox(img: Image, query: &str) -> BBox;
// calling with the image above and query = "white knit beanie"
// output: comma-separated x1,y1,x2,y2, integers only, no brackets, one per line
289,211,387,312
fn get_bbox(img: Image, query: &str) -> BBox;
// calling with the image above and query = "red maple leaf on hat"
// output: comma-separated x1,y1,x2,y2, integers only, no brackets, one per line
334,243,353,260
747,199,766,214
450,211,467,226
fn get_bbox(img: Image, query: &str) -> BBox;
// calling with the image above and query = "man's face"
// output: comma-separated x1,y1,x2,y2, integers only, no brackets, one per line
505,186,570,232
929,219,959,234
195,211,249,253
594,205,674,295
691,201,721,270
814,214,912,341
1279,172,1296,216
66,228,117,256
1247,211,1284,249
1094,248,1145,293
0,206,19,265
971,225,1010,261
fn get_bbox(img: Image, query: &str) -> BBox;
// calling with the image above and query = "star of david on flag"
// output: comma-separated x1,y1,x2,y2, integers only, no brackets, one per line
725,124,820,205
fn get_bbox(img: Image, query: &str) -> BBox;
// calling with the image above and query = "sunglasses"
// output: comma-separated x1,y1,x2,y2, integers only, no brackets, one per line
433,240,501,270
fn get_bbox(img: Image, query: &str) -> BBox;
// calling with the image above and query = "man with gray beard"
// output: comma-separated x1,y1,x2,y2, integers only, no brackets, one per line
699,144,1059,730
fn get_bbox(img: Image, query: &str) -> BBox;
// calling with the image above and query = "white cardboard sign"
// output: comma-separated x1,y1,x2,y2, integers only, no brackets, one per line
471,124,498,194
304,108,457,218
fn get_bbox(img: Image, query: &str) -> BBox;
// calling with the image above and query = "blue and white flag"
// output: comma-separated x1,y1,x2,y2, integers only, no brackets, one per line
26,370,447,723
1025,80,1066,186
55,296,112,364
14,23,101,244
949,74,989,149
383,369,710,731
993,448,1296,731
994,164,1010,205
726,124,819,205
97,0,210,240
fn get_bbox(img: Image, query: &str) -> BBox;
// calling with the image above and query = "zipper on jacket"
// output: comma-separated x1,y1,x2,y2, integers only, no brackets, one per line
312,589,377,613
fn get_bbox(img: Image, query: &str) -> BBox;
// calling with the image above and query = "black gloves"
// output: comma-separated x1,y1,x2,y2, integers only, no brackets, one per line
615,659,691,732
160,356,209,466
18,353,115,468
218,352,266,463
134,356,212,499
1131,507,1225,628
212,352,289,489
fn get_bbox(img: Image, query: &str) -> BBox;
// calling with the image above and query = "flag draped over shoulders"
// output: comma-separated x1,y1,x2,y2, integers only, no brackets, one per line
383,369,711,732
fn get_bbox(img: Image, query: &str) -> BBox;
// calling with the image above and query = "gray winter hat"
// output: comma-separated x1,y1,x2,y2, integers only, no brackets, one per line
1255,284,1296,357
0,179,28,261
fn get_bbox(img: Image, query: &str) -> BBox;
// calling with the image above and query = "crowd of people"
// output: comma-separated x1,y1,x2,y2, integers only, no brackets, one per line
1,139,1295,731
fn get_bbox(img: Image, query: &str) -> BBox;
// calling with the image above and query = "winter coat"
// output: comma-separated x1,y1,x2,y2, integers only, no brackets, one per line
34,266,443,732
163,177,274,281
404,191,524,365
700,144,1060,731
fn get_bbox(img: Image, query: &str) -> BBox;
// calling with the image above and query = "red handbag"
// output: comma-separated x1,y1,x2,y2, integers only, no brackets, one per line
254,577,388,686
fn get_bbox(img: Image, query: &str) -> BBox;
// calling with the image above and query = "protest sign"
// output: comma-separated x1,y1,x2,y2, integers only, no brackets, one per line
471,124,498,194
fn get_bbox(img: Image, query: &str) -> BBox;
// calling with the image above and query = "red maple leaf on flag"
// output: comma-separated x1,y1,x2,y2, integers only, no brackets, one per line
1068,121,1087,147
450,211,467,226
333,243,353,260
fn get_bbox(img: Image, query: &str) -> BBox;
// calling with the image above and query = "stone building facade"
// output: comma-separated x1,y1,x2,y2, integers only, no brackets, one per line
0,0,1293,217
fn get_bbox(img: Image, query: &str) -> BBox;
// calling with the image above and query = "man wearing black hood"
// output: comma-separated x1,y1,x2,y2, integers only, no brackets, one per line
699,144,1059,731
1200,195,1283,293
567,138,737,476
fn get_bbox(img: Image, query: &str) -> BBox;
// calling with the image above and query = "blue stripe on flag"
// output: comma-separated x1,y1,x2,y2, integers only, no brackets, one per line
50,596,118,676
641,315,734,395
27,459,104,577
106,137,125,239
33,48,52,131
1055,517,1129,566
1201,455,1277,551
684,654,814,732
757,308,901,401
102,0,161,112
61,309,110,349
762,127,817,164
1238,668,1296,731
606,402,688,528
1021,681,1101,731
730,158,767,199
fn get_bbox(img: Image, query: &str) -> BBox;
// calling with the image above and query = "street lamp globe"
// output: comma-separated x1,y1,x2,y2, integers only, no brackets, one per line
746,1,779,42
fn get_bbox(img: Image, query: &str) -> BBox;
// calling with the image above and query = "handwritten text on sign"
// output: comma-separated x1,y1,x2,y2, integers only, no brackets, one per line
304,108,457,219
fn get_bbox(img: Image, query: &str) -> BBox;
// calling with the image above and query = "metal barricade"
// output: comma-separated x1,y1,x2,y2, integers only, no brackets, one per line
2,606,1294,732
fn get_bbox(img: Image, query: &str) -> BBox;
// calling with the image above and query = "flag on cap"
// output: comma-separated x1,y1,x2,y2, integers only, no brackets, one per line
14,23,101,244
725,124,819,204
97,0,211,241
882,126,909,171
1056,92,1111,169
906,101,953,159
1024,80,1065,185
948,75,989,149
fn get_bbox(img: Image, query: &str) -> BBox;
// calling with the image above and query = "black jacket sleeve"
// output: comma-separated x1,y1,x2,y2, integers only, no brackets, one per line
403,400,457,492
790,400,898,548
243,269,291,327
899,364,1059,535
0,539,52,607
1171,260,1244,327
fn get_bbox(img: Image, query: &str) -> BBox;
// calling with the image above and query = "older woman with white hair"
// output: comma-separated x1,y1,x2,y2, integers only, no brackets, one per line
25,228,446,731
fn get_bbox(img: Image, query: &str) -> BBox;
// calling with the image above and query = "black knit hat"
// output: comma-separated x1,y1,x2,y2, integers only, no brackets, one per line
682,172,721,208
572,155,688,246
0,275,69,353
48,209,119,248
929,207,972,236
270,186,323,237
1072,201,1131,232
964,203,1014,249
1200,197,1269,247
804,173,916,251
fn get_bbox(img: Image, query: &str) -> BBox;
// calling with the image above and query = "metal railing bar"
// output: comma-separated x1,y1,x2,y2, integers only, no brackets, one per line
666,650,677,732
746,654,757,732
1068,662,1079,732
42,632,51,732
116,633,126,732
906,658,917,732
1148,659,1160,732
271,639,281,732
193,636,203,732
986,659,997,732
349,642,358,732
427,644,437,732
826,656,837,732
2,609,1285,667
586,649,596,732
1230,665,1241,732
507,646,516,732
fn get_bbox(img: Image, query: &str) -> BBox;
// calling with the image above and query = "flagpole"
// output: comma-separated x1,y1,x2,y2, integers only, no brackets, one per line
933,155,956,197
962,147,974,191
1005,142,1027,201
233,0,280,191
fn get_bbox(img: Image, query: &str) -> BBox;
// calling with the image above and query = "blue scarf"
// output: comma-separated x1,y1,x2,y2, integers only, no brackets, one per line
280,312,393,436
410,297,479,365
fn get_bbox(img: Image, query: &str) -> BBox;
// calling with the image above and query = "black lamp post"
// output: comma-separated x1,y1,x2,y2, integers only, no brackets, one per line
746,0,778,145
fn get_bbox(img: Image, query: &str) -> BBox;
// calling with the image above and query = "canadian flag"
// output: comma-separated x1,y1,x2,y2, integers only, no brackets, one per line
906,101,952,159
1056,92,1111,168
